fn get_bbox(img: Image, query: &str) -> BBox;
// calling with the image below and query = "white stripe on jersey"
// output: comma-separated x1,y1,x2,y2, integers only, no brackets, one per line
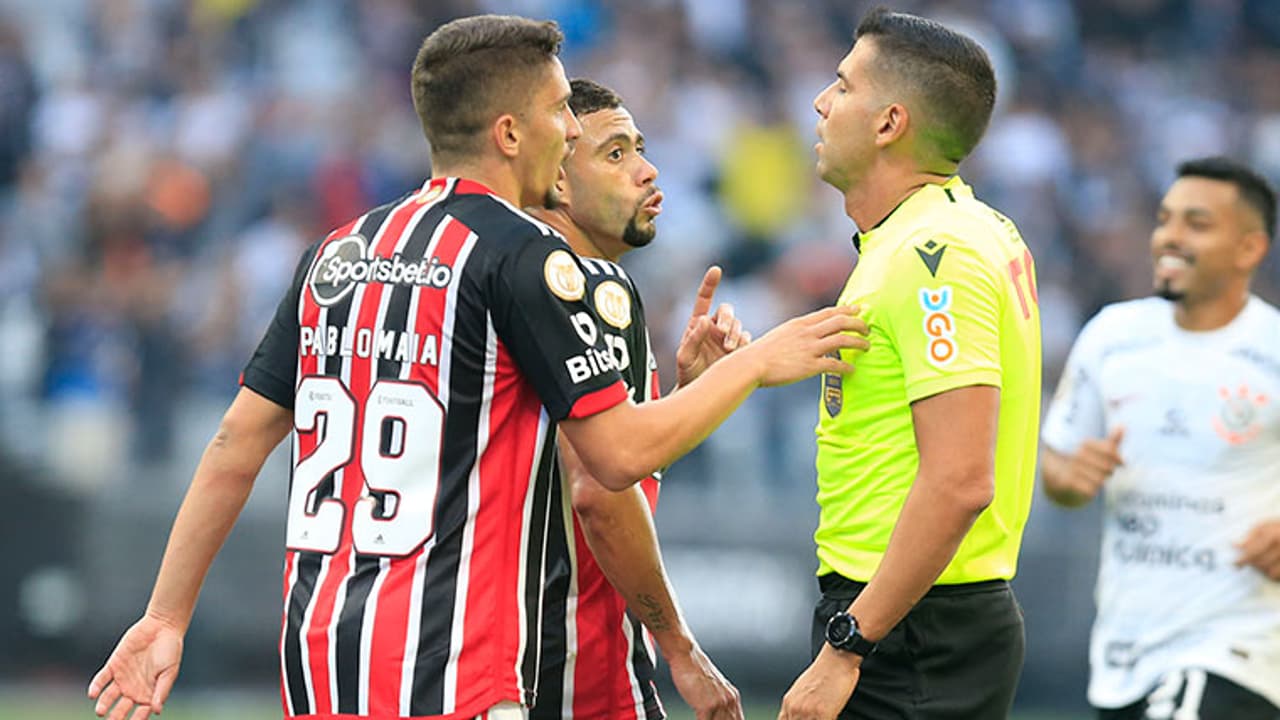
516,410,551,705
399,212,465,712
559,484,581,720
433,223,480,714
443,314,498,712
300,553,334,713
354,198,429,714
621,612,647,719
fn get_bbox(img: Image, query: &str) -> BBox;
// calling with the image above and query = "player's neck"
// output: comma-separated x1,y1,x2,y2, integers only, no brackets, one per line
1174,285,1251,331
529,207,619,262
430,160,525,207
844,164,951,232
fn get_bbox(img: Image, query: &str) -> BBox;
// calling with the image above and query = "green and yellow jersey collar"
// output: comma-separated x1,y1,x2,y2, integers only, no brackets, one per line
852,175,972,252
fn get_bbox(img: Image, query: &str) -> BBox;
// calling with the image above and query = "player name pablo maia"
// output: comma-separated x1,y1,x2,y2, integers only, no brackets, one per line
299,325,440,366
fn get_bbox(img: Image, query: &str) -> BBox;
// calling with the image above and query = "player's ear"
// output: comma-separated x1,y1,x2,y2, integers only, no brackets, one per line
1237,229,1269,272
493,114,520,159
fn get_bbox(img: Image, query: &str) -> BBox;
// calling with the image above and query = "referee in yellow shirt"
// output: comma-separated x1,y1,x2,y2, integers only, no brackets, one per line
780,8,1042,720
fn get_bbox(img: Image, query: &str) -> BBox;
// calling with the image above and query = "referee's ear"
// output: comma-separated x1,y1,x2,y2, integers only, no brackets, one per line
494,114,522,159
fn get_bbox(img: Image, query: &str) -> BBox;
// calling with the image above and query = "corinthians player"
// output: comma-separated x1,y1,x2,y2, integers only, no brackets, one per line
1042,157,1280,720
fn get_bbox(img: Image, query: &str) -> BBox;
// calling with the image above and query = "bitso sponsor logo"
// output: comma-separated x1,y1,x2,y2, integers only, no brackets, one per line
593,280,632,329
308,234,453,307
919,286,956,367
544,250,586,302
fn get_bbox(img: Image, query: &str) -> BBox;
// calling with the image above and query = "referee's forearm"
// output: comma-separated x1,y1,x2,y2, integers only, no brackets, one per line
848,473,989,642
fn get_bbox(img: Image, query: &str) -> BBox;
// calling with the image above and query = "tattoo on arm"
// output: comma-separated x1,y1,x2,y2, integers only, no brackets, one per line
635,593,672,632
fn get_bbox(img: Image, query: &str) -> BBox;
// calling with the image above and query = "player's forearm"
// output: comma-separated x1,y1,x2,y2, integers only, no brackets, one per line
847,469,991,642
563,348,761,489
1039,446,1091,508
146,391,292,630
572,480,695,656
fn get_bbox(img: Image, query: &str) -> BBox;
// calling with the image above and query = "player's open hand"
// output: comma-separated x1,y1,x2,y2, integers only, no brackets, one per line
1235,519,1280,581
751,305,869,387
778,646,861,720
667,643,744,720
88,614,184,720
676,266,751,387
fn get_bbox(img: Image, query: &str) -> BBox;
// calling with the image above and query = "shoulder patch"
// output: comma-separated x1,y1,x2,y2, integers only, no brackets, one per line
544,250,586,301
593,280,632,329
914,239,947,278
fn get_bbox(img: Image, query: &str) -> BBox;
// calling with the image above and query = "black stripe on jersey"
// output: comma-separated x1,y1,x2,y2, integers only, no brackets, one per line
628,615,663,719
532,455,571,717
409,275,489,716
522,420,560,705
283,552,324,715
335,556,379,713
376,202,450,381
321,206,394,377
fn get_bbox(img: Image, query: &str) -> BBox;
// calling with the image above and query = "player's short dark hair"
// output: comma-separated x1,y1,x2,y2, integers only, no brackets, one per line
855,6,996,165
411,15,564,163
568,78,623,118
1176,156,1277,241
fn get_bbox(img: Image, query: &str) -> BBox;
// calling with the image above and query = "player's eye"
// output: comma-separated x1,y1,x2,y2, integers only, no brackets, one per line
636,144,646,156
608,148,624,161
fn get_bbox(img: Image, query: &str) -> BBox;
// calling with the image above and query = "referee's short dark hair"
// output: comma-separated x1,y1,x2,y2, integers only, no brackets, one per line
568,79,623,118
855,6,996,165
411,15,564,163
1177,156,1277,241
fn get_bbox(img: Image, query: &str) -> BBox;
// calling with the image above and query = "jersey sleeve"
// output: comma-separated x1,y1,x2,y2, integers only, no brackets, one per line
490,234,628,422
1041,310,1107,453
881,233,1004,403
241,241,320,409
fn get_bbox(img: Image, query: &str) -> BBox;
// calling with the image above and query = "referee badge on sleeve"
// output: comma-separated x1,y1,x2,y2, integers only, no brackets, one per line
544,250,586,301
823,351,843,417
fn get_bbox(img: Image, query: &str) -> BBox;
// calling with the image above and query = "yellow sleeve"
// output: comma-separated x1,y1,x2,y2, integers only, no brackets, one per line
881,233,1003,403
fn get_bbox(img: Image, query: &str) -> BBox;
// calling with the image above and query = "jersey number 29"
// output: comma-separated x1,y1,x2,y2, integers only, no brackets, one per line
286,376,444,557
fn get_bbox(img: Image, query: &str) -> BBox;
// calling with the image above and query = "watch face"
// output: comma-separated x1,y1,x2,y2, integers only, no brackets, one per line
827,613,853,642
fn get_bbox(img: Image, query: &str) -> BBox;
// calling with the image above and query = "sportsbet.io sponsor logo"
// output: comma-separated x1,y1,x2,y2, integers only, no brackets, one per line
918,286,956,367
309,234,453,307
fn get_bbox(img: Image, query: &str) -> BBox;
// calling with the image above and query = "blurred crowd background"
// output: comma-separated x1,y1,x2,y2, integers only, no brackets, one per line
1,0,1278,716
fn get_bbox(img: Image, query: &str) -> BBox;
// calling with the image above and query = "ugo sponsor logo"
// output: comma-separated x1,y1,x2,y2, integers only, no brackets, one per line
309,234,453,307
918,286,956,367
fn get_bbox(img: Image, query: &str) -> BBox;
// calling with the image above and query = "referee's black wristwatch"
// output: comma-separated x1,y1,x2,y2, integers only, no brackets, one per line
824,611,877,657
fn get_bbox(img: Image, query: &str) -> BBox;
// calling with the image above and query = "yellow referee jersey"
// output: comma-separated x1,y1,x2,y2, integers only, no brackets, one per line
815,176,1041,584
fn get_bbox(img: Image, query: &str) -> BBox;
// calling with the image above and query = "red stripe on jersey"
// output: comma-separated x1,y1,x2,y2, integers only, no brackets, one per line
452,179,495,196
567,382,628,419
279,550,299,716
283,215,360,715
568,474,660,719
365,215,476,716
456,340,543,711
303,201,422,715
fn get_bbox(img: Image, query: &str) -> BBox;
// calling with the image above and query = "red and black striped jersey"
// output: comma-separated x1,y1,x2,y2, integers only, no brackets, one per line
241,177,629,720
534,258,666,720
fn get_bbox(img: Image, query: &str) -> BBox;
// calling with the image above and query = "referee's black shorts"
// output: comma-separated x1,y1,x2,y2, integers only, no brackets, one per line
811,573,1025,720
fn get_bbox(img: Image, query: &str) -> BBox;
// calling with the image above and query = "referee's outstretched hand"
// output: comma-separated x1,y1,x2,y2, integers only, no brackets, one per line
750,305,869,387
88,614,184,720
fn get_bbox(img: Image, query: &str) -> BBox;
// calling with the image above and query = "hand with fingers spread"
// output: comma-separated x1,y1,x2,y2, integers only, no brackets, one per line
1235,519,1280,581
1044,426,1124,507
676,266,751,387
667,643,744,720
88,614,184,720
749,305,870,387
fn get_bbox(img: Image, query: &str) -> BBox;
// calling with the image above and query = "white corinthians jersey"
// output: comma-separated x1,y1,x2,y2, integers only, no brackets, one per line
1043,296,1280,709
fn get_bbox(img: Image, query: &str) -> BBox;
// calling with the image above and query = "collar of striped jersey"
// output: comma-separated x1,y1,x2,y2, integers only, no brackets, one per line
420,177,496,197
856,175,972,251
